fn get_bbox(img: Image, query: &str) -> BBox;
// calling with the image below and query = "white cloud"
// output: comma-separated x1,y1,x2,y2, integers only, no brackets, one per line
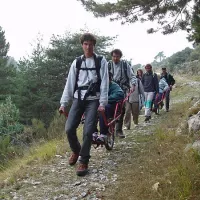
0,0,193,64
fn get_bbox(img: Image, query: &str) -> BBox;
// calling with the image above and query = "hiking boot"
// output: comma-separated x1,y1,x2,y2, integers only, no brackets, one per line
166,109,169,112
96,134,107,143
76,163,88,176
68,152,79,166
144,116,150,122
117,131,125,138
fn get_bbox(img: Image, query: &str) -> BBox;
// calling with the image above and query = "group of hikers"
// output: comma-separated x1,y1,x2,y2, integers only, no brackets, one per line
59,33,175,176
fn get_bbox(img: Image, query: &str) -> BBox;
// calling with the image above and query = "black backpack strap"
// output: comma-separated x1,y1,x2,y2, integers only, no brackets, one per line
75,54,103,101
74,56,83,93
123,61,129,82
94,54,103,83
108,61,111,71
108,61,114,75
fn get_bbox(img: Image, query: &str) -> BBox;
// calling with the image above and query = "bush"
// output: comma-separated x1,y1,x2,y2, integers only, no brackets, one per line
0,97,24,135
31,118,47,139
0,135,24,169
47,111,66,139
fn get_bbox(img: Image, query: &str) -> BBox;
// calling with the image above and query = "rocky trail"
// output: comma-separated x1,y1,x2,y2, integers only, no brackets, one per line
0,114,161,200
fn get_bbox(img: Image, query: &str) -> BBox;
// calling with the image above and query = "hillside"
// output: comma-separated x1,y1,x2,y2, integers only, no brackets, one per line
0,75,200,200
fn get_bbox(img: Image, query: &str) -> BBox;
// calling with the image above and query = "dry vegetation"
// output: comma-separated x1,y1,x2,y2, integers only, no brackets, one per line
104,75,200,200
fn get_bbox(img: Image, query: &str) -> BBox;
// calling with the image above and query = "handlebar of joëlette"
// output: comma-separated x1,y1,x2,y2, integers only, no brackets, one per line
59,109,68,118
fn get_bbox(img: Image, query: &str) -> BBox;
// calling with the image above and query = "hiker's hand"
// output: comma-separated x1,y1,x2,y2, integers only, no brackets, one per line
130,85,135,93
59,106,65,114
170,85,173,91
59,106,68,117
98,105,105,112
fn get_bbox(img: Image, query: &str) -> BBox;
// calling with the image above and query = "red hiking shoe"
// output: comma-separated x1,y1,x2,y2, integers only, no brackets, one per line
76,163,88,176
68,153,79,166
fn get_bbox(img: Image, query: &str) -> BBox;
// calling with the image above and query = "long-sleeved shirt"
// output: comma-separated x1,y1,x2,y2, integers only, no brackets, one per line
60,54,109,107
128,78,145,103
109,60,137,87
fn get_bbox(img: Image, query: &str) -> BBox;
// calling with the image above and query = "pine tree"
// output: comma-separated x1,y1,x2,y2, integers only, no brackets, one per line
0,26,10,57
17,31,114,126
78,0,199,38
0,26,16,102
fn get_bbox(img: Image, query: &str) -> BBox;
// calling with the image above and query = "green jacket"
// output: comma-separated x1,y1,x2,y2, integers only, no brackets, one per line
108,81,124,103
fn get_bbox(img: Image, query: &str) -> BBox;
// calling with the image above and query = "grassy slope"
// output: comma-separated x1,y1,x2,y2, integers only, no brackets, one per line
0,75,200,199
104,75,200,200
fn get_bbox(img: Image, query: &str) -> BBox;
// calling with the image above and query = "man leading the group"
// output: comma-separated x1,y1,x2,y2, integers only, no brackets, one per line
108,49,136,138
59,33,109,176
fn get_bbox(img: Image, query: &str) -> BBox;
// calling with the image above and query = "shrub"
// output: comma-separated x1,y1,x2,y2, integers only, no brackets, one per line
31,118,47,139
0,97,24,135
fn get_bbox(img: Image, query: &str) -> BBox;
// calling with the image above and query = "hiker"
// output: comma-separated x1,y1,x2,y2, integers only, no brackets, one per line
141,64,159,122
108,49,137,137
136,68,145,110
136,68,143,80
153,75,169,114
160,67,176,112
96,72,124,142
59,33,109,176
124,72,145,129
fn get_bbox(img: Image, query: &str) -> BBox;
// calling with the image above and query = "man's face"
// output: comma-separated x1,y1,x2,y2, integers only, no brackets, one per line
145,66,152,72
82,41,94,57
162,69,167,75
112,53,121,64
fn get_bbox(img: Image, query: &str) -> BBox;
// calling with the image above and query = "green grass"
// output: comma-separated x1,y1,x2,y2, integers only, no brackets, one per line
0,113,84,188
0,124,83,188
1,75,200,199
0,139,67,187
104,76,200,200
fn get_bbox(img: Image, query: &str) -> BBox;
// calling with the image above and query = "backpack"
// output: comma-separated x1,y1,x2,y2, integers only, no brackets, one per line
108,60,129,89
74,54,103,96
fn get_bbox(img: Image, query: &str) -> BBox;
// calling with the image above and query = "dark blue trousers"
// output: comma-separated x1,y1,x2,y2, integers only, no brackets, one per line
65,99,99,164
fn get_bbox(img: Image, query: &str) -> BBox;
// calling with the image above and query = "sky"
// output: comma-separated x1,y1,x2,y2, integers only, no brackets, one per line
0,0,193,65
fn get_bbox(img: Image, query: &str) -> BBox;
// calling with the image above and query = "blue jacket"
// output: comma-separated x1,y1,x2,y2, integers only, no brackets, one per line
108,81,124,103
159,77,169,93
